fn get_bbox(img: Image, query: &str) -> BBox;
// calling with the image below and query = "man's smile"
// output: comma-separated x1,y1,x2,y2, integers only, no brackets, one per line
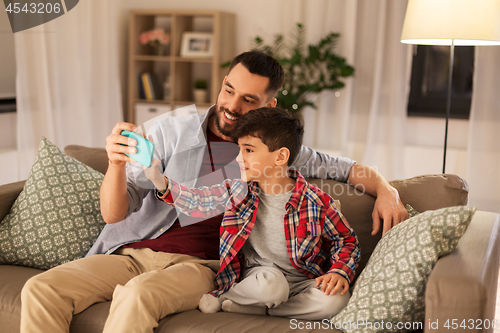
223,110,239,125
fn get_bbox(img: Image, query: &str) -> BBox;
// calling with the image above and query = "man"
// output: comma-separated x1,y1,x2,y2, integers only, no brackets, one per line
20,52,407,333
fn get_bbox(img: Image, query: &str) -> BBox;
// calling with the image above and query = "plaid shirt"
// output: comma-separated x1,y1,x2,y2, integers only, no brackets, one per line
159,170,360,297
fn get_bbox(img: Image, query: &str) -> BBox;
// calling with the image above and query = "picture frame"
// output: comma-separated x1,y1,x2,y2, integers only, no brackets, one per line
180,32,214,58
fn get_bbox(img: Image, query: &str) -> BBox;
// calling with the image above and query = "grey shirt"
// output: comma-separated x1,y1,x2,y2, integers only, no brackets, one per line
86,105,355,256
241,188,307,282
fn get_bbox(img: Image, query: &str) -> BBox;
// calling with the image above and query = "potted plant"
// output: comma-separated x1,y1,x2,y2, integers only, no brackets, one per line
248,23,355,114
193,79,208,103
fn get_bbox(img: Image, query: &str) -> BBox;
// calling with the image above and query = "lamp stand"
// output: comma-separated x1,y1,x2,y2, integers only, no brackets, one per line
443,40,455,174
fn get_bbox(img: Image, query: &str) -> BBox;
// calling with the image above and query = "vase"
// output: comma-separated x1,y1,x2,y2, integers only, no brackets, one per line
154,43,165,56
193,89,208,103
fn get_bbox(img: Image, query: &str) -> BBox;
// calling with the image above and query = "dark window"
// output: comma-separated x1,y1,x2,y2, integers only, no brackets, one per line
407,45,474,119
0,98,16,113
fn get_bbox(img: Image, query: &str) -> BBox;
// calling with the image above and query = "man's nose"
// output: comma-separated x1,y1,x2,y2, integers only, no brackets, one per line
226,97,241,115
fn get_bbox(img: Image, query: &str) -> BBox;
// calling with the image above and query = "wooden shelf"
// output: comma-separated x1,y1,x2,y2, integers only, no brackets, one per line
134,99,211,106
134,99,170,104
127,10,235,124
134,55,172,61
173,100,213,107
173,56,213,63
132,56,214,63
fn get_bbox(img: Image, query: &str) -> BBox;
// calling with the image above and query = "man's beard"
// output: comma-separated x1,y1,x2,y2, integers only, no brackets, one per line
215,105,238,138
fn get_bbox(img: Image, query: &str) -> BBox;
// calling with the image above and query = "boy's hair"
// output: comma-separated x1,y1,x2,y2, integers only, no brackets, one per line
228,51,285,99
231,107,304,166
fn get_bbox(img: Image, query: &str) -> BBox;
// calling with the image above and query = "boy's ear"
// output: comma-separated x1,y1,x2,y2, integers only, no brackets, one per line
275,147,290,166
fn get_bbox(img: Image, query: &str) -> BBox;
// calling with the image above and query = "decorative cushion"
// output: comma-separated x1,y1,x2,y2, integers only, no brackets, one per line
0,137,106,270
332,206,476,332
405,204,419,218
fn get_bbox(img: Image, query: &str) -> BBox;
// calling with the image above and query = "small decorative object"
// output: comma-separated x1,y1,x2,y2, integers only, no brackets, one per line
181,32,214,58
139,28,170,56
193,79,208,103
248,23,355,114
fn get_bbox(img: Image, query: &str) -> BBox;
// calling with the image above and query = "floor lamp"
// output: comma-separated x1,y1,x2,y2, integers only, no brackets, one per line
401,0,500,174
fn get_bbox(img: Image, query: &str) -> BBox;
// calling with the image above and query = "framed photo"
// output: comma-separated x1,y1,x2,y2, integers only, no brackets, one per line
180,32,214,58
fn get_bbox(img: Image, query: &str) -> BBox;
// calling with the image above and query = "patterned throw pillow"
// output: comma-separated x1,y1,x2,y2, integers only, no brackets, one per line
332,206,476,333
0,137,106,270
405,204,419,218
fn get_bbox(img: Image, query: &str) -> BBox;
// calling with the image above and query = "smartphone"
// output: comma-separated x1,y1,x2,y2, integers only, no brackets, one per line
121,130,155,168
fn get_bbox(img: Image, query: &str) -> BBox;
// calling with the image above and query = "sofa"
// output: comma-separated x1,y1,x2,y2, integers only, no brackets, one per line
1,144,499,333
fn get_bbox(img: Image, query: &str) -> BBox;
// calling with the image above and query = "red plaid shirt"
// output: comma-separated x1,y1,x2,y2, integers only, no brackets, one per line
159,170,360,297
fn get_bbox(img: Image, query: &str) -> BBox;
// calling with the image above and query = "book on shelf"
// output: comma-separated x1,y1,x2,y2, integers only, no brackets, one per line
138,75,145,99
138,72,163,101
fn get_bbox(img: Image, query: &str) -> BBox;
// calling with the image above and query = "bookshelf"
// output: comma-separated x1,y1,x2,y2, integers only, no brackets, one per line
127,10,236,124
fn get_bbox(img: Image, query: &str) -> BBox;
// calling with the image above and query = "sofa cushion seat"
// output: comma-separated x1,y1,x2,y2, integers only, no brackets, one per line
0,265,42,333
0,265,111,333
156,310,342,332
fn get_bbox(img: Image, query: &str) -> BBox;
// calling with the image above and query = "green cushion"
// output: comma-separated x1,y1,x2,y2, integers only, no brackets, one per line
0,137,106,270
405,204,419,219
332,205,476,332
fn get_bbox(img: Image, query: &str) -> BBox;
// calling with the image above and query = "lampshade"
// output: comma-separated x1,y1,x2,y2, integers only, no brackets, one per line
401,0,500,45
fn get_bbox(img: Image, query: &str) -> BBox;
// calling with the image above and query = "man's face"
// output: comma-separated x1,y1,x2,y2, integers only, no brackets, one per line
236,135,279,183
213,63,276,139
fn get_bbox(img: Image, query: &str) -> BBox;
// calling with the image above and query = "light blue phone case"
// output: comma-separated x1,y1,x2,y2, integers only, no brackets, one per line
121,130,155,168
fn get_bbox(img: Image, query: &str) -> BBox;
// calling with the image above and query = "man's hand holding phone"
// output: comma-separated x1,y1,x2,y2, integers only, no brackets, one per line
105,122,140,167
105,122,164,188
121,130,155,168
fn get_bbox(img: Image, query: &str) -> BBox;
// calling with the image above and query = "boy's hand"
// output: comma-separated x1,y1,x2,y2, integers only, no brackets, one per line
143,159,167,190
315,273,349,296
142,135,167,190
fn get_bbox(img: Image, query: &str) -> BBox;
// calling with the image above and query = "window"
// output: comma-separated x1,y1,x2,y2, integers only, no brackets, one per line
407,45,474,119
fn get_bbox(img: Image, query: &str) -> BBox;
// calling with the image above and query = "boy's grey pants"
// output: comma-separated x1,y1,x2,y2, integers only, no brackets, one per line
220,266,350,320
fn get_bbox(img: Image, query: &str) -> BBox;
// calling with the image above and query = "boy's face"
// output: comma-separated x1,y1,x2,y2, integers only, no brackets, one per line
236,135,283,183
213,63,277,140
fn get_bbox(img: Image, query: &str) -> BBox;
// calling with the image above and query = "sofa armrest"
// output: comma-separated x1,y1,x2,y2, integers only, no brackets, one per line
0,181,26,221
425,211,500,332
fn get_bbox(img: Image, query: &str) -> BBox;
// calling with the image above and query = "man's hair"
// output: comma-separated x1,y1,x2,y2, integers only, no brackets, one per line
228,51,285,99
231,107,304,166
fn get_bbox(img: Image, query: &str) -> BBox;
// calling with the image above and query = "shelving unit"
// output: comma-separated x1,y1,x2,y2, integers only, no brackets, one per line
127,9,236,124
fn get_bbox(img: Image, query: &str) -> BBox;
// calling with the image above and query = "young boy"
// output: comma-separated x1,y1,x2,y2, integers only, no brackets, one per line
144,107,360,320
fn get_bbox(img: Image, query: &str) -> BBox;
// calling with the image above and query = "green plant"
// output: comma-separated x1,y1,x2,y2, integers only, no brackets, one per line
194,79,207,90
250,23,355,113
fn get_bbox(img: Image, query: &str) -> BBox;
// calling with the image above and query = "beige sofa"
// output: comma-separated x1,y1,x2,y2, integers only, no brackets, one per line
1,145,499,333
